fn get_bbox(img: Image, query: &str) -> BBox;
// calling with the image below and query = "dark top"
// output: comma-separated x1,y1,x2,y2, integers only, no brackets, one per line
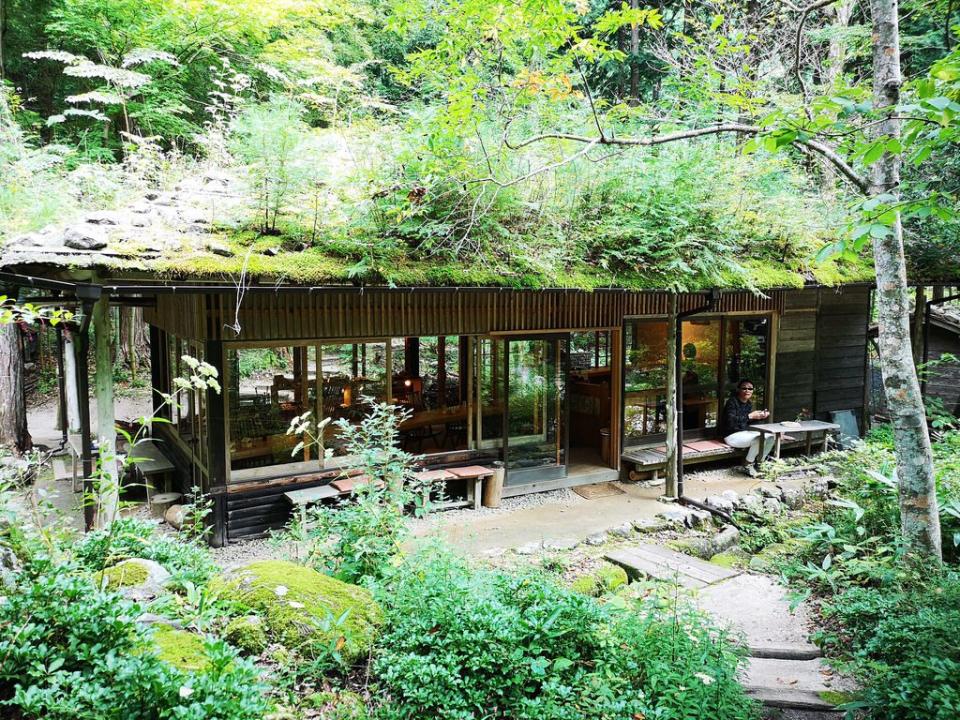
723,396,752,435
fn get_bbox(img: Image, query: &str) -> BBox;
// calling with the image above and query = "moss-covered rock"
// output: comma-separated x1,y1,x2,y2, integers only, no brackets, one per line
304,690,369,719
209,560,382,664
97,558,171,601
225,615,268,655
569,563,629,597
569,575,597,596
152,625,210,672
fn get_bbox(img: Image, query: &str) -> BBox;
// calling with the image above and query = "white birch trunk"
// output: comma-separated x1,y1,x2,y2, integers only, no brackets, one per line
869,0,942,560
63,329,82,434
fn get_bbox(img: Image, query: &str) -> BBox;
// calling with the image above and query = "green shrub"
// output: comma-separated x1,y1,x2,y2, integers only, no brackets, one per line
0,563,271,720
372,547,757,720
818,575,960,719
74,517,217,589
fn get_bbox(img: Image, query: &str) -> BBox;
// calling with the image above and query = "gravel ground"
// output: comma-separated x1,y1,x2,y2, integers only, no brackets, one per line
208,487,591,569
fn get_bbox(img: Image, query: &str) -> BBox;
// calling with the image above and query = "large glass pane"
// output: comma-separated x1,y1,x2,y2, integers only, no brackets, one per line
228,346,317,470
724,318,769,410
393,336,469,453
506,339,564,479
623,321,668,445
478,338,504,449
320,342,387,457
680,319,720,431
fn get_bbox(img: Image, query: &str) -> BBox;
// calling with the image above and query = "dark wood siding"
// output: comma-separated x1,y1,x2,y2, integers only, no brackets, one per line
814,287,871,420
774,290,817,421
146,289,785,343
926,325,960,414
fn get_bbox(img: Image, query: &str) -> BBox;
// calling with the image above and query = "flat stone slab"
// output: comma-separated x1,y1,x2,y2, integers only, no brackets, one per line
745,657,849,710
749,643,821,660
697,573,818,648
604,543,740,589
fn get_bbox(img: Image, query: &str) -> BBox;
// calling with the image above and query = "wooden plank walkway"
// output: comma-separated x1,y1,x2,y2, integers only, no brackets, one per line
604,543,741,589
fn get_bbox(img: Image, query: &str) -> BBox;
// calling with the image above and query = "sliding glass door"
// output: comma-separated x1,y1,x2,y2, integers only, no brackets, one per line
503,336,568,485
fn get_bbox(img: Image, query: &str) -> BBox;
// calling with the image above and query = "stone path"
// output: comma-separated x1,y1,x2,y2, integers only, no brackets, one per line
606,543,854,716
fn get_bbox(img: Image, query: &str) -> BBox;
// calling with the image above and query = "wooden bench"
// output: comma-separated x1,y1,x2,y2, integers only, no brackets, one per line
414,465,495,510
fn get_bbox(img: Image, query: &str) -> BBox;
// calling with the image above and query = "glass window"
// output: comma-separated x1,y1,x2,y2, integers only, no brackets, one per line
680,319,720,432
477,338,504,449
228,346,318,470
723,318,769,411
320,342,387,457
623,321,668,445
570,331,611,371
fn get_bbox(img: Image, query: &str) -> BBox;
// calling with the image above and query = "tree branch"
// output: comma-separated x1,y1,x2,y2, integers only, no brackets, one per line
502,123,870,193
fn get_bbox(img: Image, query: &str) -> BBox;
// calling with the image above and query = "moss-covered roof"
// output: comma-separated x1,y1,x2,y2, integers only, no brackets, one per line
0,166,876,291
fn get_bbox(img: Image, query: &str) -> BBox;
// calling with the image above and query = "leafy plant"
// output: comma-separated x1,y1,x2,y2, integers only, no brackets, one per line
74,516,217,589
276,400,426,585
0,562,271,720
372,546,758,720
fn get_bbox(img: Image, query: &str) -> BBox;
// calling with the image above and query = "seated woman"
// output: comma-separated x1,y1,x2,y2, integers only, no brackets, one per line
722,379,774,477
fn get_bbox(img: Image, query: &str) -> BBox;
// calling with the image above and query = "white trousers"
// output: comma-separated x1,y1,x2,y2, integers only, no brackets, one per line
724,431,775,463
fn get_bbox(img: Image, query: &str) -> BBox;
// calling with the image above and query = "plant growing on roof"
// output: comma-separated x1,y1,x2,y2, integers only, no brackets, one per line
228,96,312,235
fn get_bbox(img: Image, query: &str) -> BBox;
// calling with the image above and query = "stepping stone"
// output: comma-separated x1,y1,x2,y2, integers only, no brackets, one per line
604,543,740,589
749,643,821,660
744,657,847,711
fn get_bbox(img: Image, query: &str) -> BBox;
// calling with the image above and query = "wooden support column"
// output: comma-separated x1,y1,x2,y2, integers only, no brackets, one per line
93,293,118,528
437,336,447,408
664,296,679,499
205,339,228,547
609,327,623,470
149,325,165,419
75,308,94,531
404,337,420,377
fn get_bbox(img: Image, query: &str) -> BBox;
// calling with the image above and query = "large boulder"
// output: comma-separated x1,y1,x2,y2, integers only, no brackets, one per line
209,560,382,664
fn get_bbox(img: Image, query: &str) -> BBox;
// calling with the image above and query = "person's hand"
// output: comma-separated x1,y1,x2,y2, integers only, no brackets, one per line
749,410,770,420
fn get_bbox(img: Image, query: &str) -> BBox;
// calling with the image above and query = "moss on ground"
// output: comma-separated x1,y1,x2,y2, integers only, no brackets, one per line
570,563,629,597
209,560,382,664
152,625,210,672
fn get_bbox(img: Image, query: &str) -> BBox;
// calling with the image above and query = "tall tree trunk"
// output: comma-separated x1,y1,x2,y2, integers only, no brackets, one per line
869,0,941,561
0,321,30,453
93,295,118,528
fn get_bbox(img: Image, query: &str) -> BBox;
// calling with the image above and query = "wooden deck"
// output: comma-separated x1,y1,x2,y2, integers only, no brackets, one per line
621,433,829,477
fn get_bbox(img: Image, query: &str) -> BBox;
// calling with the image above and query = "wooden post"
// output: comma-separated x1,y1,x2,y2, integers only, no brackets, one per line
664,296,679,499
93,293,118,528
205,340,227,547
437,336,447,408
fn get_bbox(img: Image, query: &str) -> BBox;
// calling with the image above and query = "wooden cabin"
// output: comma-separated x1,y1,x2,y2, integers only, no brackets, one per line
0,172,882,545
0,268,873,545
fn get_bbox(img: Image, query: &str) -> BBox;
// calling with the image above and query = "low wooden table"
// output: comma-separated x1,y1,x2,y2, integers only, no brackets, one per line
750,420,841,460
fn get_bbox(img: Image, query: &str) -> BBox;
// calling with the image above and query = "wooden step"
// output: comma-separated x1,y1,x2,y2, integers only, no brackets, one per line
605,543,740,589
